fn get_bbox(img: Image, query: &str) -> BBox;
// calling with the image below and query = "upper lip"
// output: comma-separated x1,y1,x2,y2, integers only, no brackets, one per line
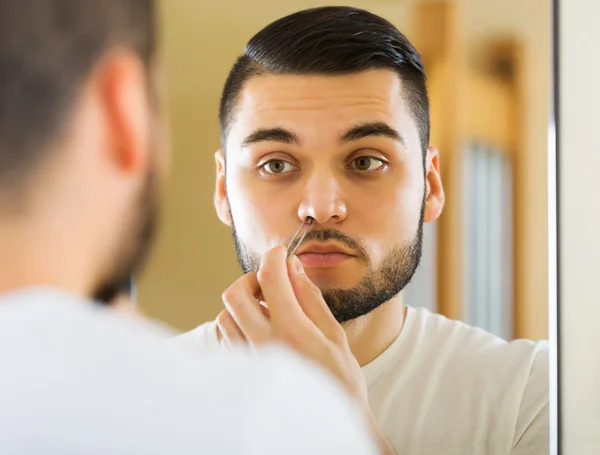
296,242,356,256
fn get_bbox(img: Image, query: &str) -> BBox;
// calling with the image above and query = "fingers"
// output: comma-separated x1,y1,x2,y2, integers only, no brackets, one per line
257,246,307,326
287,256,346,344
222,246,341,352
258,301,271,319
216,310,246,349
222,272,271,344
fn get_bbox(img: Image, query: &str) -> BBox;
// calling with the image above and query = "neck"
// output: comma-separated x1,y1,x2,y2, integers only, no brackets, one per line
0,216,92,297
342,295,405,367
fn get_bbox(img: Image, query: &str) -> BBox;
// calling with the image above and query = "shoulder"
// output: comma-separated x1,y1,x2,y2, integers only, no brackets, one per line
413,308,549,450
238,346,379,454
395,308,548,417
0,295,376,453
510,340,549,453
422,309,548,395
411,307,548,372
128,342,379,454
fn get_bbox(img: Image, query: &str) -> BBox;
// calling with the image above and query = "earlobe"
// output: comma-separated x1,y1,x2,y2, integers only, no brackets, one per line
423,146,445,223
214,150,232,226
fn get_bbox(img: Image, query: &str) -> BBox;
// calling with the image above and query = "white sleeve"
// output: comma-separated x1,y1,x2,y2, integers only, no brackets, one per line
246,347,379,455
512,342,550,455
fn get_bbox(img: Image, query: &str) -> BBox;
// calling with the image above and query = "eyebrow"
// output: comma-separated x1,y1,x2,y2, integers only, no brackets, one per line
240,122,406,148
340,122,406,148
241,128,300,147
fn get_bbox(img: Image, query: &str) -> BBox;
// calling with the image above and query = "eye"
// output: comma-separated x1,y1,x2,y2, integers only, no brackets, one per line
350,156,386,171
260,159,296,175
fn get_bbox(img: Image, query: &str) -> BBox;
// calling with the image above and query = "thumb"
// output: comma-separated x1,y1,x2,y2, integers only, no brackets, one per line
287,256,344,342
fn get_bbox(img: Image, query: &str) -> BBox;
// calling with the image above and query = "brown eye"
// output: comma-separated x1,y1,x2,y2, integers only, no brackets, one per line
261,159,295,175
351,156,385,171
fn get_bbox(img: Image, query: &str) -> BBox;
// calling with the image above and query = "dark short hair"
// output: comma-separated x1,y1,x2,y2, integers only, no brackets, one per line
219,6,429,156
0,0,155,201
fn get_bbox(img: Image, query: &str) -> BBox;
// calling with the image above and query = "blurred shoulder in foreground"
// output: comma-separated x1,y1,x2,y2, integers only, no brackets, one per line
0,288,377,454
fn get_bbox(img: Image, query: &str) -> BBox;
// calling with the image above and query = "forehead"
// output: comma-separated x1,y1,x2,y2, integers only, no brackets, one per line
227,69,418,147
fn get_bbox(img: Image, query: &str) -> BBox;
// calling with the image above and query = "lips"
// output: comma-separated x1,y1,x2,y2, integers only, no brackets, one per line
296,242,354,256
296,242,356,268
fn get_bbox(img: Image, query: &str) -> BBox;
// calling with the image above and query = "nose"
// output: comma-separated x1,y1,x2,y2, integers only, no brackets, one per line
297,170,348,225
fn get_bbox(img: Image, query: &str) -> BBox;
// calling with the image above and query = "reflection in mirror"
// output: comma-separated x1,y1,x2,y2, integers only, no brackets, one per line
147,0,552,340
143,1,553,454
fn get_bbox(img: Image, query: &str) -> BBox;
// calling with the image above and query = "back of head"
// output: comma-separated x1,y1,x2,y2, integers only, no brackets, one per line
0,0,155,207
0,0,161,302
220,6,429,155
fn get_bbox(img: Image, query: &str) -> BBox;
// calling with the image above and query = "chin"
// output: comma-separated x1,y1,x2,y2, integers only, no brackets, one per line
306,269,361,292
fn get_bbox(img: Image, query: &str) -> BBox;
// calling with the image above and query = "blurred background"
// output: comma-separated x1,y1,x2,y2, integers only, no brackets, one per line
139,0,551,341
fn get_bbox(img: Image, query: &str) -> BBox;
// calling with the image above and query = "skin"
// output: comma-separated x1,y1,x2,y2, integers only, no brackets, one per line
0,49,167,300
111,292,146,318
214,69,445,455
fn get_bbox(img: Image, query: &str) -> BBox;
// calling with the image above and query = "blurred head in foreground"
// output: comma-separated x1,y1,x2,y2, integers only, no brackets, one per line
0,0,167,303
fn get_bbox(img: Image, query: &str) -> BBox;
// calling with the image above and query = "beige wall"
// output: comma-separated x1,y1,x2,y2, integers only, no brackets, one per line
140,1,551,337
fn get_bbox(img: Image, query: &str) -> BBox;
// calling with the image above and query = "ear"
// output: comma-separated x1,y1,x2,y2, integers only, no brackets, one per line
97,49,151,176
214,150,232,226
423,146,445,223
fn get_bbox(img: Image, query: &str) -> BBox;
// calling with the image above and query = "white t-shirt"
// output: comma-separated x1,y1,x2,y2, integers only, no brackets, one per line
174,305,549,455
0,288,377,455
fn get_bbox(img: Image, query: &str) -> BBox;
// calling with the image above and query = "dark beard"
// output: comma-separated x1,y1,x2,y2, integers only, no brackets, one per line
93,170,158,304
229,203,425,324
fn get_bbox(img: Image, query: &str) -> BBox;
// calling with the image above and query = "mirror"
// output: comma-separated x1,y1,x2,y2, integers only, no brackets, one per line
143,0,552,342
141,1,553,453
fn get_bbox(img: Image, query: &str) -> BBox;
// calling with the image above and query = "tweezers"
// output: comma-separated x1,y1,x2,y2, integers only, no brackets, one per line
286,217,314,259
256,217,313,302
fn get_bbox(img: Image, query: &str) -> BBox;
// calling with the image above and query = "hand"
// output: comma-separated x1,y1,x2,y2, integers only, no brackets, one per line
217,246,395,455
218,246,367,402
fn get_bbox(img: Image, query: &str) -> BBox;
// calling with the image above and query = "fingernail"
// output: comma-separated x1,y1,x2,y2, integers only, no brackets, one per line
292,255,305,274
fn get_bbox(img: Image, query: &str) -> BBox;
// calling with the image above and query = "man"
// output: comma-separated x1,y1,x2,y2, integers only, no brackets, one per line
174,6,549,455
0,1,379,453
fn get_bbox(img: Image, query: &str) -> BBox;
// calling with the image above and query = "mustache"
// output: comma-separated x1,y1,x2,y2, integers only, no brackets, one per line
292,227,369,260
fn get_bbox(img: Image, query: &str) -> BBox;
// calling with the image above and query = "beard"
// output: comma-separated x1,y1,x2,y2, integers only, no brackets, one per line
92,168,159,304
229,201,425,324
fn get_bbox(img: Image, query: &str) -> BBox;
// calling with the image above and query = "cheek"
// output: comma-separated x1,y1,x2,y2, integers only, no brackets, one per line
348,169,424,247
226,171,293,251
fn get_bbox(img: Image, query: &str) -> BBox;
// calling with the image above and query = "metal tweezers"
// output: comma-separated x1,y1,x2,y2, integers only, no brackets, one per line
256,217,313,302
285,217,314,259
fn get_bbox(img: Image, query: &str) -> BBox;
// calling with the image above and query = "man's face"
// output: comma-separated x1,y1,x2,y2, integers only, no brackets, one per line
216,69,443,322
